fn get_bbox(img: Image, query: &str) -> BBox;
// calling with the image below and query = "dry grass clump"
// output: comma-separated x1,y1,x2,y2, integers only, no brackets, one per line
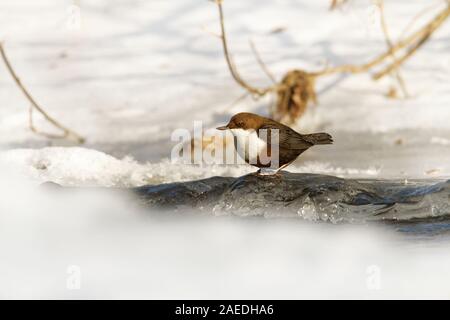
274,70,317,124
214,0,450,124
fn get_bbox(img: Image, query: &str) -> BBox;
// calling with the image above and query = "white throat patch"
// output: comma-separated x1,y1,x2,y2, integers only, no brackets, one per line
230,128,268,163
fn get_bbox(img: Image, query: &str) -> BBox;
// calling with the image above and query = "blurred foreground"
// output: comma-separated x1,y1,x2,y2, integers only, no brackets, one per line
1,181,450,299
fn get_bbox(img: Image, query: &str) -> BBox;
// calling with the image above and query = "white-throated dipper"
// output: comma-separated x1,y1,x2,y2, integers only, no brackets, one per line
217,112,333,174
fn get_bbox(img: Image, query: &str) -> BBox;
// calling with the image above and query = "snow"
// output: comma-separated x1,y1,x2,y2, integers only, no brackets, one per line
0,0,449,299
0,0,449,146
0,147,385,187
0,179,450,299
0,0,449,177
1,182,450,299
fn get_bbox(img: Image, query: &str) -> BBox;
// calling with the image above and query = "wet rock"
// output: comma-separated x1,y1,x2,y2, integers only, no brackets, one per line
133,172,450,222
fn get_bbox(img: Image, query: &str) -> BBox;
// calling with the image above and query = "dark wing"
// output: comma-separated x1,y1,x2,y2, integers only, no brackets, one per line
259,124,313,150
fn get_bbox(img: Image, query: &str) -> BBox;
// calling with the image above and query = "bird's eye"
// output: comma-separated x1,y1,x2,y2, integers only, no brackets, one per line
238,122,244,127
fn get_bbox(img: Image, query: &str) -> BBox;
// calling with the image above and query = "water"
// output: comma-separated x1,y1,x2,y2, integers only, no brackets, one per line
134,172,450,228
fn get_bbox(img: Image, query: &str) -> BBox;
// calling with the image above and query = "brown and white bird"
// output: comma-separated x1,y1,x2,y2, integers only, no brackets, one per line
216,112,333,174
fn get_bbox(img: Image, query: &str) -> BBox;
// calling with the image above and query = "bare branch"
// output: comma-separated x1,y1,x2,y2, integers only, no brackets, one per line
249,39,276,84
330,0,348,11
315,5,450,77
227,91,250,109
214,0,274,96
0,42,85,143
373,4,450,80
376,0,409,97
28,105,71,140
215,0,449,124
373,28,432,80
399,0,444,40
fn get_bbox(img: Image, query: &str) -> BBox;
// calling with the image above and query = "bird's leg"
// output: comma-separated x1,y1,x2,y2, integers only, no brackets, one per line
257,159,296,176
257,167,279,175
275,160,296,174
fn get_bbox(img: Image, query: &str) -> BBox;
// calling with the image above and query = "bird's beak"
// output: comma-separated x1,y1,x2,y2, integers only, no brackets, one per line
216,125,228,131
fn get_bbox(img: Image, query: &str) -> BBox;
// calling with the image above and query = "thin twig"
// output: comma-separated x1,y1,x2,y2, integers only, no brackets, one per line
28,105,70,139
214,0,274,96
376,0,409,97
0,42,85,143
315,5,450,77
215,0,449,124
399,0,443,40
330,0,348,11
373,30,432,79
373,4,449,79
249,39,277,84
200,25,222,39
227,91,250,109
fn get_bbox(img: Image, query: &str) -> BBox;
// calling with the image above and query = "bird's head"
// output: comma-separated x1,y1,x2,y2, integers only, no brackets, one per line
216,113,264,132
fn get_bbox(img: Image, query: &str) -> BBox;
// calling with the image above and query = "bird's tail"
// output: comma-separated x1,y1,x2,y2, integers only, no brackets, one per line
303,132,333,145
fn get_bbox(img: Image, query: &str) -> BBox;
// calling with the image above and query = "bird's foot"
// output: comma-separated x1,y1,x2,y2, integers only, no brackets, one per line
257,168,281,176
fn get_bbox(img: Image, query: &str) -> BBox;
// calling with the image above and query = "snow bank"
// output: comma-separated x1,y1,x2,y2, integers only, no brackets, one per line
0,147,248,186
0,147,388,187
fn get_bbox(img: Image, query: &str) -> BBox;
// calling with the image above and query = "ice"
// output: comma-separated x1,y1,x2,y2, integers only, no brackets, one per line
431,136,450,146
134,171,450,223
0,146,449,224
0,146,390,187
0,147,150,187
0,147,254,187
1,145,447,222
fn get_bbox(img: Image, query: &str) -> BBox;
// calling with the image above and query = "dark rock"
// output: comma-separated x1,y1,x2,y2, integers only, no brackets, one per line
133,172,450,222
